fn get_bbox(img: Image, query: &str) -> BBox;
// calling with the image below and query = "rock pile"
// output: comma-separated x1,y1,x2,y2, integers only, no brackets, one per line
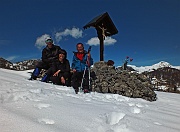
91,61,157,101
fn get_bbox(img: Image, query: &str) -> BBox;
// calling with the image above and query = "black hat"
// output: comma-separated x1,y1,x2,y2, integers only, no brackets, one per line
59,49,67,57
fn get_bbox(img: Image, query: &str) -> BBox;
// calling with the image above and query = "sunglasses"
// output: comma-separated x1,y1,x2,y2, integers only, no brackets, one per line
45,39,53,43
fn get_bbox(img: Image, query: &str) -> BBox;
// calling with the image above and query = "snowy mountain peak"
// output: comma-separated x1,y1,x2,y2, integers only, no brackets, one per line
152,61,171,69
129,61,180,73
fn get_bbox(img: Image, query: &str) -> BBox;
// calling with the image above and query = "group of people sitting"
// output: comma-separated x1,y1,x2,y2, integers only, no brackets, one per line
29,37,93,93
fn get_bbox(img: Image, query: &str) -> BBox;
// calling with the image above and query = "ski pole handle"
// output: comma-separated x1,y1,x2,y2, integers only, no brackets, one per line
87,46,92,67
88,46,92,53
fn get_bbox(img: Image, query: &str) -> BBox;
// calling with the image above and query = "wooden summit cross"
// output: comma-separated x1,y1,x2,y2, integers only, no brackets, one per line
83,12,118,61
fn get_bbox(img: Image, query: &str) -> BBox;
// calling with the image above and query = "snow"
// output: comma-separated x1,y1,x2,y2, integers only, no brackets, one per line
0,68,180,132
129,61,180,73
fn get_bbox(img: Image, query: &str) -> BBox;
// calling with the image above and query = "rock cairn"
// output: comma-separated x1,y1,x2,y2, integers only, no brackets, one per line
91,61,157,101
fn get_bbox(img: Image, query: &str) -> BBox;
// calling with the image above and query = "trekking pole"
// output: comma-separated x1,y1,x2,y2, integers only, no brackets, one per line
88,66,91,91
80,67,86,92
79,46,92,92
87,46,92,91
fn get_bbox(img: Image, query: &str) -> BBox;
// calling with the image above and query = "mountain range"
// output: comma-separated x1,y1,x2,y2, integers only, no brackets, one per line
0,57,40,70
129,61,180,73
0,57,179,93
128,61,180,93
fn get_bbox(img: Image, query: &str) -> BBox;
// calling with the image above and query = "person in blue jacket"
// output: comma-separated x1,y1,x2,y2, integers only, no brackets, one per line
71,43,93,94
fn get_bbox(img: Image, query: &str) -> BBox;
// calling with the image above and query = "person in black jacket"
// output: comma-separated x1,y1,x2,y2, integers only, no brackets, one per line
29,37,61,80
50,49,71,86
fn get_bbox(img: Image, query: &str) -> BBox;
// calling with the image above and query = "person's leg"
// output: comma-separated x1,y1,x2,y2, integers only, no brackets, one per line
71,72,83,93
50,76,61,85
30,61,49,80
41,67,53,82
82,70,90,93
62,72,71,86
51,73,69,86
30,67,40,80
30,62,42,80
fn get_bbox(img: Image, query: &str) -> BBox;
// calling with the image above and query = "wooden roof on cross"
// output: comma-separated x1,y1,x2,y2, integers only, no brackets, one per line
83,12,118,36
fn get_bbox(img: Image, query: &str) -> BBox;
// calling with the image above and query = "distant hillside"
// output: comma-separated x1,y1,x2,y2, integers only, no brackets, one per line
14,59,40,70
0,57,13,69
129,61,180,73
0,57,40,70
143,67,180,93
126,61,180,93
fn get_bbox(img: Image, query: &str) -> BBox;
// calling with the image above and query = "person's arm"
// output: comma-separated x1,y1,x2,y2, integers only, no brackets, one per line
51,62,59,76
51,46,61,62
83,53,93,66
42,49,57,64
42,49,50,63
71,55,77,72
53,70,60,76
88,53,93,66
61,60,70,73
89,57,93,66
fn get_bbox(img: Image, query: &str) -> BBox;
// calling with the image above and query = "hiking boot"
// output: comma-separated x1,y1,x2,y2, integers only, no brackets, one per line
75,88,79,94
83,89,89,93
28,76,37,80
28,77,33,80
41,74,48,82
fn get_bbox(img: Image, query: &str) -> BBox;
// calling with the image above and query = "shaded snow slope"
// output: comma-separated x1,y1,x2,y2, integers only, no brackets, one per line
0,68,180,132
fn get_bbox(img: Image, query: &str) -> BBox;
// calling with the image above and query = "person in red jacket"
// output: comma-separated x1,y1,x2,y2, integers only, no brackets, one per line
71,43,93,93
29,37,61,80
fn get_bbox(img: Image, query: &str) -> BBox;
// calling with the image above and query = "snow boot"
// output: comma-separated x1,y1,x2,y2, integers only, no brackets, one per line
30,68,40,80
74,88,79,94
83,89,90,94
41,74,49,82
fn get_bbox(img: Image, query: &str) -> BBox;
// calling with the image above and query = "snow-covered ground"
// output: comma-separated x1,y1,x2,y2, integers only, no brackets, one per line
0,68,180,132
129,61,180,73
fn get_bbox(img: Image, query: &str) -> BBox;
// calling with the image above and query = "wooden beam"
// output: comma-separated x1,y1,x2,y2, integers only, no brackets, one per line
96,27,104,61
100,36,104,61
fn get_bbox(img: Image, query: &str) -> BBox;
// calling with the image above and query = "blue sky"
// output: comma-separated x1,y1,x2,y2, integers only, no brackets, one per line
0,0,179,66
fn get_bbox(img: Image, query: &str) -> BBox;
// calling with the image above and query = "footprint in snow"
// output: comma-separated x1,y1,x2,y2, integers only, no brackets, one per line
128,103,145,108
128,103,135,107
34,103,51,109
106,112,126,125
38,118,55,125
29,88,42,94
135,103,144,108
154,122,162,126
130,106,141,114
